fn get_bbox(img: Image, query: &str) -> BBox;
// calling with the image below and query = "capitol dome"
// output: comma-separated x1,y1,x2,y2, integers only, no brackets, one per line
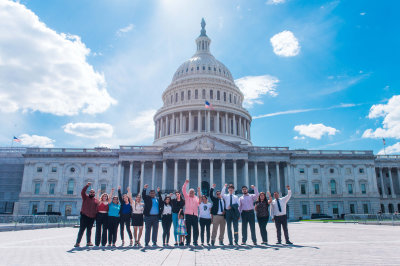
153,19,252,146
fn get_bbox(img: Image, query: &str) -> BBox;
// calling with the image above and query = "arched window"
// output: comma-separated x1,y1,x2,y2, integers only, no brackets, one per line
175,93,178,103
229,94,232,103
202,89,206,99
195,89,198,99
210,90,213,99
223,92,226,101
188,90,191,100
234,95,236,104
330,180,336,195
67,179,74,195
217,91,220,100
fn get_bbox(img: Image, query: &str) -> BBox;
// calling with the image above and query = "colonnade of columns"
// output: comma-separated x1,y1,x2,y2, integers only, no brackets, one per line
116,160,289,194
376,167,400,198
154,110,250,140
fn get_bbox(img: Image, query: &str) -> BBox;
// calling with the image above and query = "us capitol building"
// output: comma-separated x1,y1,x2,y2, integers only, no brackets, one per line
1,20,400,219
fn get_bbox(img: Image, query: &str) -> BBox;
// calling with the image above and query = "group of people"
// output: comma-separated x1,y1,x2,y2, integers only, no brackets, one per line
74,180,293,248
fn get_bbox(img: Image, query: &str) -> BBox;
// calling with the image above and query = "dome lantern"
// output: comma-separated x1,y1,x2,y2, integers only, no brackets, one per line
196,18,211,54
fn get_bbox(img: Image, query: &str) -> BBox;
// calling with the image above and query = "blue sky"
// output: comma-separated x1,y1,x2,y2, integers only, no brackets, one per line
1,0,400,154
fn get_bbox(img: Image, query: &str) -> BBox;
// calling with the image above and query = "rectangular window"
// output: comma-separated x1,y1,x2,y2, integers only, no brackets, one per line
229,94,232,103
195,90,198,99
300,184,306,195
363,204,369,214
299,168,305,174
0,202,14,214
47,204,53,212
202,89,206,99
350,204,355,214
316,204,321,214
32,203,38,215
313,168,318,174
49,183,55,195
223,92,226,101
332,204,339,215
359,168,364,174
217,91,220,100
65,205,72,216
302,205,307,215
102,167,107,174
181,91,184,101
100,184,106,194
348,184,353,194
210,90,213,99
345,168,351,175
175,93,178,102
361,183,366,194
51,167,57,173
314,183,320,195
37,167,42,173
34,183,40,195
330,168,334,174
188,90,191,100
88,167,93,173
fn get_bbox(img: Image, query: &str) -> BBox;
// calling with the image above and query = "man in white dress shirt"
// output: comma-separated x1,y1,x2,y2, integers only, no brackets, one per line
270,185,293,245
222,184,240,245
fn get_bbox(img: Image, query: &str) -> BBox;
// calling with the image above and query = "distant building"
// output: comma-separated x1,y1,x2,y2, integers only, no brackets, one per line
3,20,400,219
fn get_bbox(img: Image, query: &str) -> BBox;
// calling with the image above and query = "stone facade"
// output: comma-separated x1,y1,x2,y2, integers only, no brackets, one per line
3,20,400,219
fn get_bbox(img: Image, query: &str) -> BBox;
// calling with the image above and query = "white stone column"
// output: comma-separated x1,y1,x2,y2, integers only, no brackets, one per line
238,116,242,137
166,115,169,136
128,161,133,191
216,111,220,133
140,161,145,190
174,160,178,191
180,112,183,134
248,121,251,140
265,162,269,192
117,162,122,188
162,160,167,191
172,113,175,134
379,167,386,197
244,120,247,138
210,159,214,186
186,160,190,180
233,160,237,189
244,160,249,187
198,159,202,188
221,160,226,186
154,121,158,139
207,110,211,132
397,167,400,196
233,114,237,136
189,111,192,133
388,167,395,198
151,161,156,190
276,162,281,194
254,161,258,188
198,111,201,133
161,117,164,137
225,113,228,134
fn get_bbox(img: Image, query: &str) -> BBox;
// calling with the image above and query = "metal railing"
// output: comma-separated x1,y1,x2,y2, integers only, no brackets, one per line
344,214,400,226
0,215,80,231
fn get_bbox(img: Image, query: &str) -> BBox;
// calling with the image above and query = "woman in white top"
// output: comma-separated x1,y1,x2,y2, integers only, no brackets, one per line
131,194,144,246
161,195,173,246
199,195,213,245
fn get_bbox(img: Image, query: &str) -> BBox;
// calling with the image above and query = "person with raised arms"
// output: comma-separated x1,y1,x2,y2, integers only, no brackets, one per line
142,184,163,247
118,186,133,246
171,190,185,246
209,184,226,246
95,187,112,247
238,185,259,245
181,179,200,246
107,188,120,247
221,184,240,246
270,185,293,245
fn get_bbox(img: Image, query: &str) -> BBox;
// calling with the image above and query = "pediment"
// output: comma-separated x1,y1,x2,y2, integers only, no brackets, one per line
164,135,244,153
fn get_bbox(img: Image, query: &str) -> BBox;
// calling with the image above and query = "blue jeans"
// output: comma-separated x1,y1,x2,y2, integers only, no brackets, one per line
172,213,179,242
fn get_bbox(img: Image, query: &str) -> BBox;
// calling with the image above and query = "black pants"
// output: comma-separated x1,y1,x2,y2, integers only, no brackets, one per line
144,215,159,245
95,213,108,246
76,213,95,244
241,210,257,243
274,215,289,242
161,214,172,244
225,209,239,244
120,213,133,240
185,214,199,245
257,216,269,243
108,216,120,244
199,218,211,244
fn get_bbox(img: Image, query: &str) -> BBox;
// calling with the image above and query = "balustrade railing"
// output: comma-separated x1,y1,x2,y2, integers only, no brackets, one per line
344,213,400,225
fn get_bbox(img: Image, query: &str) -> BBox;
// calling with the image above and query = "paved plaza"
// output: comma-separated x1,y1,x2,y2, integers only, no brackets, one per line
0,222,399,265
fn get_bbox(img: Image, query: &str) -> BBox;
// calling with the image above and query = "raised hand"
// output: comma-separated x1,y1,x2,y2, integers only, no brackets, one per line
127,187,131,191
157,187,160,192
251,185,255,189
286,185,290,190
185,179,190,184
118,186,121,190
197,187,201,191
267,191,271,196
212,184,216,188
144,184,149,189
87,182,91,186
224,184,227,187
111,188,115,192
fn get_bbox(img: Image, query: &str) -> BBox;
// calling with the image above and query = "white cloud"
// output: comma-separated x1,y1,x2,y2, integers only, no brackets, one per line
294,123,339,140
360,12,366,16
378,142,400,155
0,1,116,116
362,95,400,139
293,136,305,140
19,134,55,148
235,75,279,108
116,23,134,36
266,0,286,5
270,30,300,57
129,109,157,143
63,123,114,138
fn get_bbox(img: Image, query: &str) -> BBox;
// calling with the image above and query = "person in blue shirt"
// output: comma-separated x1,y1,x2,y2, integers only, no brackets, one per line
142,184,164,247
118,186,133,246
107,188,120,247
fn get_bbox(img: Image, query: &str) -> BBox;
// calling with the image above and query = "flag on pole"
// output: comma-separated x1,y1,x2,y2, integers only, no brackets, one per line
205,101,214,110
13,136,21,143
383,138,386,145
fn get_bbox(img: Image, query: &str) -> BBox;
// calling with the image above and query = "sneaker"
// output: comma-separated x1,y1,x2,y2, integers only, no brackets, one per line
286,241,293,245
74,243,80,248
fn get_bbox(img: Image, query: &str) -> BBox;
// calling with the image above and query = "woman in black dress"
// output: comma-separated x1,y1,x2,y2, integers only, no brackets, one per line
255,191,272,245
